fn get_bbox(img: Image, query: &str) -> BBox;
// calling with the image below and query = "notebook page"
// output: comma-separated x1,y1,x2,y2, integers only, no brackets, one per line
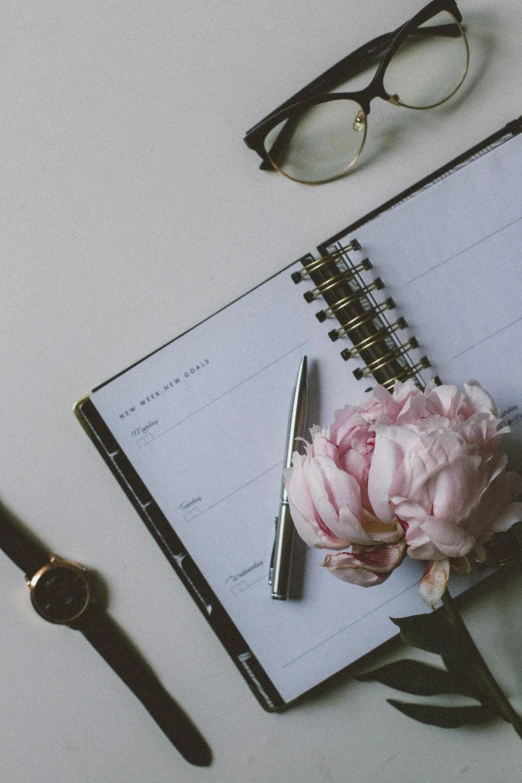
89,260,481,703
337,131,522,472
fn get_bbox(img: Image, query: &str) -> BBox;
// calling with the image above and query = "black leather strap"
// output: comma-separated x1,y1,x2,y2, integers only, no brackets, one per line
79,607,211,766
0,506,50,577
0,508,209,765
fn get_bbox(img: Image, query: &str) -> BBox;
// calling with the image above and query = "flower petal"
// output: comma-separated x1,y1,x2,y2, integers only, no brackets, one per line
308,455,366,543
285,457,348,549
367,426,419,522
490,500,522,533
463,380,500,417
418,559,450,609
322,541,405,586
419,517,477,559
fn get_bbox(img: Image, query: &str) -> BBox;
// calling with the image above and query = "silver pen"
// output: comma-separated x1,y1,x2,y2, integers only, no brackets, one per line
269,355,308,600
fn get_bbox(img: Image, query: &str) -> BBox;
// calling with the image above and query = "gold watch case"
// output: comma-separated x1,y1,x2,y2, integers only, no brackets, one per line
28,556,93,625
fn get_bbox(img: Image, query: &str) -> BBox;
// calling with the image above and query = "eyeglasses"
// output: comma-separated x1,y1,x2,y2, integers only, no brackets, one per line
244,0,469,184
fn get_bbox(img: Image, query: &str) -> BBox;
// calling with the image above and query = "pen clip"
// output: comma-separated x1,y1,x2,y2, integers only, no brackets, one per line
268,516,278,586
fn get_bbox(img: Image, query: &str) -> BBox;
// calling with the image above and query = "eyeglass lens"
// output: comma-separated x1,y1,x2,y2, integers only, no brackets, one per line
383,11,468,109
265,100,367,184
264,10,468,184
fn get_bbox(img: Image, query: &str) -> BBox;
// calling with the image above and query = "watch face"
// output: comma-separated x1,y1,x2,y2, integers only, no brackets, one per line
30,562,91,625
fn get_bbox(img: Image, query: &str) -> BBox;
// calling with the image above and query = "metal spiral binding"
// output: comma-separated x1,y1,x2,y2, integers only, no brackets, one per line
340,318,408,358
304,264,377,303
381,358,434,390
327,297,396,334
294,238,433,389
291,239,361,283
353,339,424,379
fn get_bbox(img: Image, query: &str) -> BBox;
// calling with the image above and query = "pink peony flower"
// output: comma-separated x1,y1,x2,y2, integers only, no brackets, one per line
284,379,522,608
284,425,403,552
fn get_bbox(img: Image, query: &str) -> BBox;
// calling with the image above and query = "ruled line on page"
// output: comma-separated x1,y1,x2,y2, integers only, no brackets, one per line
451,315,522,361
406,213,522,286
148,340,308,445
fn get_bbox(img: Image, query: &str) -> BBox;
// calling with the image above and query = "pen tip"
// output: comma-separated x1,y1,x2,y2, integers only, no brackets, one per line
299,355,308,381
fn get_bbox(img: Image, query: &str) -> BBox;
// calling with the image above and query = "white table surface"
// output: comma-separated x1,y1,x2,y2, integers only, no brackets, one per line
2,1,522,780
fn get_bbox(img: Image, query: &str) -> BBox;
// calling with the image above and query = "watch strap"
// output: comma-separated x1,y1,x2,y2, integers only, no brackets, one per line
79,607,211,766
0,507,50,577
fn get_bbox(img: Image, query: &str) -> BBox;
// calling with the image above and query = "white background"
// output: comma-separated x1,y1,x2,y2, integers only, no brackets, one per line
1,0,522,780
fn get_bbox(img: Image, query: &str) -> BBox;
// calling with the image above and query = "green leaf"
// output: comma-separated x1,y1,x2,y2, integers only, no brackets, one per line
387,699,497,728
442,653,485,701
508,522,522,553
357,659,478,698
391,609,459,656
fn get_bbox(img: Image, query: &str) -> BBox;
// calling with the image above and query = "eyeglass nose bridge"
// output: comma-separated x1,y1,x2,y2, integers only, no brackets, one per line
351,75,391,119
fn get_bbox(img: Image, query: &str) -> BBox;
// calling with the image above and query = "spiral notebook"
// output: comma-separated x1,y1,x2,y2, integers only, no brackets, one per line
76,114,522,711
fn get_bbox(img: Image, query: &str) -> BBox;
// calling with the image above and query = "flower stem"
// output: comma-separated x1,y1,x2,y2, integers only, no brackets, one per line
441,589,522,739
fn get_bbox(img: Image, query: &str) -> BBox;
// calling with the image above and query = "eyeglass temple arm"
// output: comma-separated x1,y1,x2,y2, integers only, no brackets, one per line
249,22,461,169
294,23,460,105
270,31,397,116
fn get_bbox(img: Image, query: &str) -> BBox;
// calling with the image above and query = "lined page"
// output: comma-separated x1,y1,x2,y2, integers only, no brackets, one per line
338,131,522,470
90,258,476,703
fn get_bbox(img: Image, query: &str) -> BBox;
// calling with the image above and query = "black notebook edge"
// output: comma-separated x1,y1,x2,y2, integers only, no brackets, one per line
74,394,287,712
74,112,522,713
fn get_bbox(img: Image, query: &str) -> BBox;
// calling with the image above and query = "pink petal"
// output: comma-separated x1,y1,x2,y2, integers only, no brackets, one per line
367,426,418,522
491,501,522,533
336,505,375,546
391,500,444,559
351,541,406,571
425,384,462,418
463,380,499,417
285,458,348,549
309,431,339,462
419,517,476,558
429,454,483,521
464,459,519,542
322,541,405,586
311,455,368,544
418,559,450,609
329,406,363,444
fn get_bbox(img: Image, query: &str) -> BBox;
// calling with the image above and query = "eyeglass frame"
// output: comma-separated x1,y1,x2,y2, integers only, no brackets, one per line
243,0,468,181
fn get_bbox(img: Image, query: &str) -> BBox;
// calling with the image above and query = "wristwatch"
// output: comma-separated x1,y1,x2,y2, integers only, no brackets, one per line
0,506,211,767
